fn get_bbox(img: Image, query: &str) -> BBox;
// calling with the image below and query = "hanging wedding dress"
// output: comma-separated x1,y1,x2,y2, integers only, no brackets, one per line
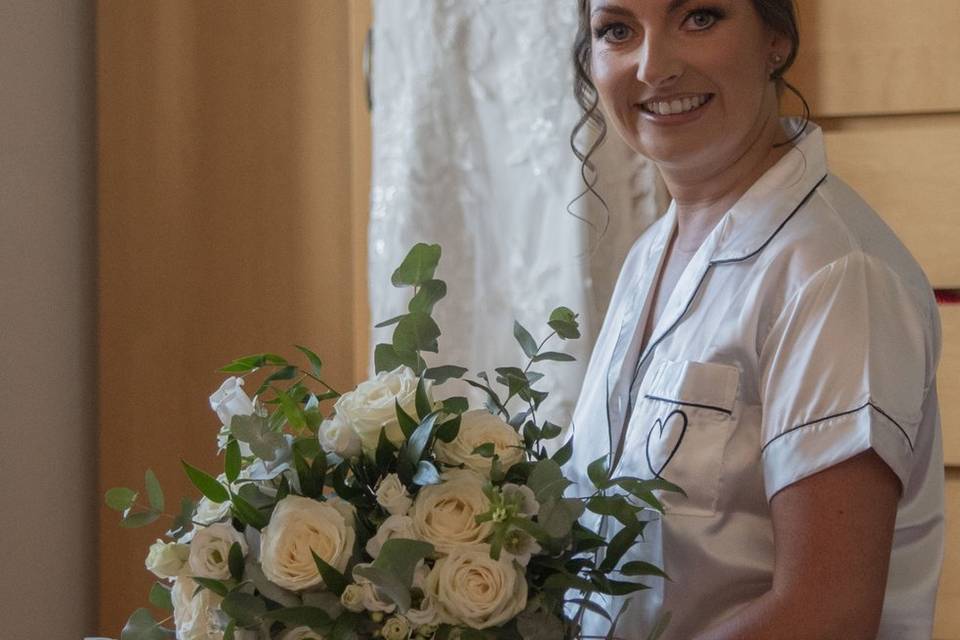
368,0,668,423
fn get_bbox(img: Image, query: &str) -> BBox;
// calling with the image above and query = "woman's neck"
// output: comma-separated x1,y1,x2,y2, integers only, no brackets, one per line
660,114,791,253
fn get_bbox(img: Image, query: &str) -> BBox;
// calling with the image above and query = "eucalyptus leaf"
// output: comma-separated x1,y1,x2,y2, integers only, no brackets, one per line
120,510,161,528
246,561,301,608
390,243,441,287
531,351,576,363
538,498,586,539
513,321,539,359
262,606,333,631
527,459,571,503
120,607,174,640
424,366,468,384
105,487,138,512
393,312,441,354
408,278,447,314
374,343,406,374
230,414,284,462
548,307,581,340
192,577,229,597
353,538,434,611
221,590,267,627
148,581,173,611
144,469,164,512
374,314,407,329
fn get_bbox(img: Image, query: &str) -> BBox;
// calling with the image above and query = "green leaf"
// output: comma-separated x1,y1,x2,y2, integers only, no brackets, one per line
424,366,468,385
143,470,164,512
182,460,229,503
540,421,563,440
225,440,241,484
353,539,434,611
439,396,469,414
375,314,407,329
586,495,642,528
599,524,644,573
471,443,496,458
220,353,287,373
620,561,670,581
221,590,267,627
228,542,245,581
548,307,581,340
192,577,229,597
409,278,447,314
263,606,334,630
402,412,440,468
148,581,173,611
376,427,398,470
278,388,307,430
231,491,269,529
223,621,235,640
527,459,572,503
415,376,432,420
587,454,611,489
105,487,138,512
295,345,324,377
167,497,196,539
120,510,161,528
532,351,576,363
374,343,406,374
435,415,462,443
311,550,349,596
120,608,173,640
395,399,419,440
393,312,441,354
552,436,574,466
412,460,441,486
391,243,441,287
255,365,298,396
513,321,539,358
294,448,318,499
464,379,507,417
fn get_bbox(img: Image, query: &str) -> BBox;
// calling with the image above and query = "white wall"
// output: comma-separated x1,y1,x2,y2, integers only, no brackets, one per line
0,1,97,637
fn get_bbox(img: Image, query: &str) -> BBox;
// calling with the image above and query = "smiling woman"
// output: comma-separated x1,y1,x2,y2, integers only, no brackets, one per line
567,1,945,639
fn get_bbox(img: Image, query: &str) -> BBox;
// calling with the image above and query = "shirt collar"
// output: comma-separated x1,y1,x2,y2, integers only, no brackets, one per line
709,118,829,263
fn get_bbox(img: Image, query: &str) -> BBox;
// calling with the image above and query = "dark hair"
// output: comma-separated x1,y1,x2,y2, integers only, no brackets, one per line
570,0,809,207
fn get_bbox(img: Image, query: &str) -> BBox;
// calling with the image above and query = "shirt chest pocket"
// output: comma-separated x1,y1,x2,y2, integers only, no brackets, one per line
621,359,741,517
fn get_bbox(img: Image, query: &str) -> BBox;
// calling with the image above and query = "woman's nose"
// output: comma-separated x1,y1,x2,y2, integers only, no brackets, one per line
635,36,683,89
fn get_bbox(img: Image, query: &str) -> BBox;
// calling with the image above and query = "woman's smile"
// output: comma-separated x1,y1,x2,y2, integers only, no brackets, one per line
638,93,715,123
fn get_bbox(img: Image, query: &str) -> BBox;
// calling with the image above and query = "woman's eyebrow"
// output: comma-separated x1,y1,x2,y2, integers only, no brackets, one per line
591,3,633,19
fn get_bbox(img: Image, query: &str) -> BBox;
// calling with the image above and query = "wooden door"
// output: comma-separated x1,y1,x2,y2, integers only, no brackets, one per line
96,0,372,633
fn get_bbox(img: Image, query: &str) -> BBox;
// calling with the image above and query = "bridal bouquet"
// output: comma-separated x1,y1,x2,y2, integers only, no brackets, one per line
106,244,675,640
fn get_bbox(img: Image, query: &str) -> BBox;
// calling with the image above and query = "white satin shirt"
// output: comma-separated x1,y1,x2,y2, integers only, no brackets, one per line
571,121,945,639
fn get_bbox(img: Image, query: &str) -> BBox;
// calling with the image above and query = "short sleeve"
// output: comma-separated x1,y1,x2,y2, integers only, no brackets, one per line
759,251,935,500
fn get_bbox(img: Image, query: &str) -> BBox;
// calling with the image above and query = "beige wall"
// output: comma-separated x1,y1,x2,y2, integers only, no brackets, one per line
0,1,98,638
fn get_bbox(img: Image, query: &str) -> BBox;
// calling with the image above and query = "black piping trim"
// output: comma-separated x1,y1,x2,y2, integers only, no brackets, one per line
760,401,915,453
643,394,734,416
711,174,829,266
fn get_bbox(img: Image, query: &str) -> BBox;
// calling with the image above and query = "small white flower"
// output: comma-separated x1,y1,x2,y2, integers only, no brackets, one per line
502,528,542,566
351,564,397,613
144,539,189,580
188,523,248,580
365,514,416,559
502,483,540,517
318,412,363,459
376,474,413,516
209,377,255,427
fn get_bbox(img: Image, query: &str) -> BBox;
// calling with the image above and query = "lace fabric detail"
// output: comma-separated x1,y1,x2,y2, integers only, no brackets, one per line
369,0,667,421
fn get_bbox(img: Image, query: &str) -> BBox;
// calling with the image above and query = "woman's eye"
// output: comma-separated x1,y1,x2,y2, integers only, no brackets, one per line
594,23,632,43
683,10,720,31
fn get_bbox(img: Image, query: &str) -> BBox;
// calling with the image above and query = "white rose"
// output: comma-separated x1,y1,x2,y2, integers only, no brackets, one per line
433,410,525,476
365,514,417,559
145,539,190,579
381,616,411,640
278,627,326,640
194,495,232,526
425,545,528,629
209,377,255,426
318,412,363,459
409,469,493,555
172,576,224,640
188,523,248,580
376,474,413,516
260,495,356,591
334,366,428,453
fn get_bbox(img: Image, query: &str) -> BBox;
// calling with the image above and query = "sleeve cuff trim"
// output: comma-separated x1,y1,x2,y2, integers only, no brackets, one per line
761,401,914,453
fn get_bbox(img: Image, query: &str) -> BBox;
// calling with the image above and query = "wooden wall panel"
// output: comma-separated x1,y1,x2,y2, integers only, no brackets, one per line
792,0,960,116
96,1,372,634
820,114,960,287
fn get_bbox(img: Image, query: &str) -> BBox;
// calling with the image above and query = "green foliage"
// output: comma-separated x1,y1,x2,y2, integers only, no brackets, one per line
181,460,229,503
144,469,164,512
221,590,267,628
120,608,173,640
353,539,434,611
230,414,284,461
105,487,137,512
390,243,441,287
312,550,349,596
148,582,172,611
548,307,581,340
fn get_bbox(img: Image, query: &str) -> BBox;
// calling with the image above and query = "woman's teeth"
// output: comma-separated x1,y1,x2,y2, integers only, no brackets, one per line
642,94,711,116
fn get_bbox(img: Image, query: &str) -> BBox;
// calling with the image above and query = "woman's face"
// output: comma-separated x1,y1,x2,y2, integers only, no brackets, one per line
588,0,788,174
